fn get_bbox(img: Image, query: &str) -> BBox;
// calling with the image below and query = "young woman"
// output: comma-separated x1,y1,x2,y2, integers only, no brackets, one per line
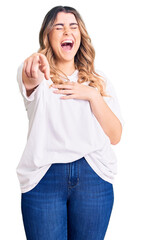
16,5,124,240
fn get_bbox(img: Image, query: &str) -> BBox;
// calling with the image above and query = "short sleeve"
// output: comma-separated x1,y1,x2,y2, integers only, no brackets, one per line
17,62,44,109
97,70,125,128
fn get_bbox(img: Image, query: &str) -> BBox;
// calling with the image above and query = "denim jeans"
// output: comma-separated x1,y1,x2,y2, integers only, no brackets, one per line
21,157,114,240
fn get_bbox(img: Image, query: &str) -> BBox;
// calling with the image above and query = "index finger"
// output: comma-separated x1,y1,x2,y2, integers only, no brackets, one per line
39,54,50,80
52,83,74,89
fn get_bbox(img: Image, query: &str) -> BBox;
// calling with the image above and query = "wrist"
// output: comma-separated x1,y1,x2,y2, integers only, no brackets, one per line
88,88,101,102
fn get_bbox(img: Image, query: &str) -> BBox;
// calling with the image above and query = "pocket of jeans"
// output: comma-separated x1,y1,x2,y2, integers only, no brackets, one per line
22,178,43,195
85,160,113,185
21,183,38,196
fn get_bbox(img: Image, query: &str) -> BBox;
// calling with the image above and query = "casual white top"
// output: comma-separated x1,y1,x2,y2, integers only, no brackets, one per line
16,63,124,193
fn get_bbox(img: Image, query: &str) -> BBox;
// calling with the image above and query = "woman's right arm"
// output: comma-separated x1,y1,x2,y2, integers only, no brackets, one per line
22,53,50,96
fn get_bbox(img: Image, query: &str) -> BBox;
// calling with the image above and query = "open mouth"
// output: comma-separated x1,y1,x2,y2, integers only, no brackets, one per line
61,41,74,51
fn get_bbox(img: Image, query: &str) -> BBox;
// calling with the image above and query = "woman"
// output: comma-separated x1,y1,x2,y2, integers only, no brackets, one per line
16,5,124,240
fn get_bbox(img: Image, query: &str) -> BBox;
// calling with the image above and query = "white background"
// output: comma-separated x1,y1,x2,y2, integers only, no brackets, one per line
0,0,141,239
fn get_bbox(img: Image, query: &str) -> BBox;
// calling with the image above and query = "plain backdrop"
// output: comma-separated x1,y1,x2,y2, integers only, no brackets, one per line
0,0,141,239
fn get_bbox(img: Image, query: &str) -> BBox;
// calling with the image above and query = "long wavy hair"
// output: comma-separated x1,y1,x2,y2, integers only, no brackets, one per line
38,6,110,97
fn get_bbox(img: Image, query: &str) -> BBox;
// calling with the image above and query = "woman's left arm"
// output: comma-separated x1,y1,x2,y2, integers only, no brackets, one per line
52,82,122,145
88,91,122,145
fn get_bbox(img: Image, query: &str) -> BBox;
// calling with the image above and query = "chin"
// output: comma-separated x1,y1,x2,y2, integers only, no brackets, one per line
63,56,75,61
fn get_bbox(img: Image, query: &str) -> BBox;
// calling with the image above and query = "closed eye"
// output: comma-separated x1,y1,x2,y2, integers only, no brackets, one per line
56,27,78,30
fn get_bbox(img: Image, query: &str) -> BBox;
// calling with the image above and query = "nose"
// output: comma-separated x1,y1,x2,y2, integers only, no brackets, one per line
63,27,71,35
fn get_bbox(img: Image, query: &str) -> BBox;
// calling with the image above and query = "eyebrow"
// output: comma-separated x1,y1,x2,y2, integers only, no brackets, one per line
53,23,78,27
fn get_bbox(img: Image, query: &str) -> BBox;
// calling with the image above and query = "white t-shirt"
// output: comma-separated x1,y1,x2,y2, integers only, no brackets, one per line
16,63,124,193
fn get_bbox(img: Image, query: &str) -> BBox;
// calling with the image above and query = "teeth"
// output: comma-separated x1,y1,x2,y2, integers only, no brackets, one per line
61,40,73,44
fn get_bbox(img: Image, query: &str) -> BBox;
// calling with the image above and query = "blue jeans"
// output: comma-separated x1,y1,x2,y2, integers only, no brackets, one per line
21,157,114,240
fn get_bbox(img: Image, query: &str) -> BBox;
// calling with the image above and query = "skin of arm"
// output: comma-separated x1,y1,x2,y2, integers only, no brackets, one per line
88,90,122,145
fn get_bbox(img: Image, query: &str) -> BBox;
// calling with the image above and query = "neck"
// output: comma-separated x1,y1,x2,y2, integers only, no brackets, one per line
55,60,76,76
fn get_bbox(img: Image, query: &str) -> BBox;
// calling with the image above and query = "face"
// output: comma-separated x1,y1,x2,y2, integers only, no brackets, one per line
48,12,81,64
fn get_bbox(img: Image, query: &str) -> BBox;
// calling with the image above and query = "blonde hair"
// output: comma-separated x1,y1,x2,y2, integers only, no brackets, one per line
38,6,110,97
